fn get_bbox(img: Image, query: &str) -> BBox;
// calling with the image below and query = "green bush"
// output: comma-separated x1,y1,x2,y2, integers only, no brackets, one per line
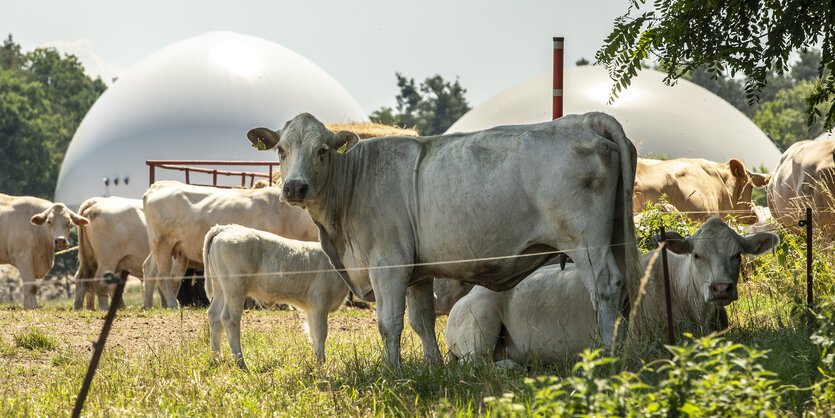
634,197,698,252
485,335,783,416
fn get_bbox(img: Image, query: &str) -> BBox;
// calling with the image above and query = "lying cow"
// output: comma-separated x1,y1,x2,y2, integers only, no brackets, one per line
73,197,150,310
634,157,769,224
143,181,319,308
767,139,835,236
445,217,778,366
248,111,641,366
203,224,348,369
0,194,89,308
433,279,475,316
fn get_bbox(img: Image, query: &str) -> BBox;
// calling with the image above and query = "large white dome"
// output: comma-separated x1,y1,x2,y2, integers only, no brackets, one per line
55,31,367,206
447,66,782,169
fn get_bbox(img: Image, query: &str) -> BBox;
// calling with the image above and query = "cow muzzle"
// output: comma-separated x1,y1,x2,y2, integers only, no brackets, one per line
710,282,737,306
55,237,68,250
282,180,310,203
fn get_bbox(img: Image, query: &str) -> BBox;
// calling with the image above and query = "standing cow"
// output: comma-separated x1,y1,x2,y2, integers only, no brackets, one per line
73,196,151,310
143,181,319,308
634,157,769,224
247,112,641,366
768,139,835,235
0,194,89,308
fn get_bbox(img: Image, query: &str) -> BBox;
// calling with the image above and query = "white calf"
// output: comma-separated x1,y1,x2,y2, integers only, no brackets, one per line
446,217,778,366
203,224,348,369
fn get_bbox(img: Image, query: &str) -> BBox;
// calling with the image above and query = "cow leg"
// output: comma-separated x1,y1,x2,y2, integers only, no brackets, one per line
72,270,87,310
406,280,442,363
220,293,247,370
207,292,225,362
17,263,38,309
142,254,158,309
370,270,409,367
85,290,95,310
307,306,329,364
93,265,116,311
568,247,623,348
160,256,188,309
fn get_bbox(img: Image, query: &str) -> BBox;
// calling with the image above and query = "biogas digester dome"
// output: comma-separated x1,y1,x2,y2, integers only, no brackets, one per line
55,31,367,206
447,66,782,169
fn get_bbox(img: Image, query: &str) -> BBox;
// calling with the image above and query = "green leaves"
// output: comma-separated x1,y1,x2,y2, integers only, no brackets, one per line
485,335,783,417
0,36,106,199
597,0,835,130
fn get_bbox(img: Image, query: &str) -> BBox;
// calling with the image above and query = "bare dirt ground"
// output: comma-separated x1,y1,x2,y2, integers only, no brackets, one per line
0,303,378,371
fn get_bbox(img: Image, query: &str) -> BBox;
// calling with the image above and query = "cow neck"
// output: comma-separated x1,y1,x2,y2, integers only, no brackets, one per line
306,146,364,250
638,251,706,326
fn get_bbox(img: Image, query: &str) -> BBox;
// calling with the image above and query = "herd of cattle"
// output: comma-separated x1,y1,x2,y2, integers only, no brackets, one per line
1,111,833,369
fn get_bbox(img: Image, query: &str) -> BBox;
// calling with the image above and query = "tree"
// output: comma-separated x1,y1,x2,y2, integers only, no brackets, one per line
595,0,835,130
753,81,826,150
370,73,471,135
0,35,106,199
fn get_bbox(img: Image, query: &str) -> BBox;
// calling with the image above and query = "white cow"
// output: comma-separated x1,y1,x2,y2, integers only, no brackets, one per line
248,112,641,366
143,181,319,308
0,194,89,308
203,224,348,369
446,218,778,366
73,197,152,310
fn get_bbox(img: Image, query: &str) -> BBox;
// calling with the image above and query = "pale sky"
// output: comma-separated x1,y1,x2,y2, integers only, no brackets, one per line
2,0,633,114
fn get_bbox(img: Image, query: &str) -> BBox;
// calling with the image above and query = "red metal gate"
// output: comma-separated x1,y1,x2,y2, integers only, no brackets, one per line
146,160,280,188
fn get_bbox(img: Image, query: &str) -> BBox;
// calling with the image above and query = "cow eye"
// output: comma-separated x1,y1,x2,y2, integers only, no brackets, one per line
317,147,328,156
693,253,701,261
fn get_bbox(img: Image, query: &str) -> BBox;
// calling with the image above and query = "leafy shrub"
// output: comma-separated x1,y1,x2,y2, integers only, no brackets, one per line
634,197,698,252
485,335,783,416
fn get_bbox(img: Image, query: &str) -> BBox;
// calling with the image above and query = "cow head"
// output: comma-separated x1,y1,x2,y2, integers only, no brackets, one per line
661,217,777,307
30,203,89,250
247,113,359,207
727,158,769,224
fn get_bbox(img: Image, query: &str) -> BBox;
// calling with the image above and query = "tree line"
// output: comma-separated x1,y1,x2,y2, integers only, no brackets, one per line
0,35,107,200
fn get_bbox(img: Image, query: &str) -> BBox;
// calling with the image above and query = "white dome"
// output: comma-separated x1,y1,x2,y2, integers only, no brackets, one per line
55,31,367,206
447,66,782,169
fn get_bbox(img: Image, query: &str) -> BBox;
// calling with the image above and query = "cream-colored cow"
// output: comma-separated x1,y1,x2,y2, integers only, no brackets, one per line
0,194,88,308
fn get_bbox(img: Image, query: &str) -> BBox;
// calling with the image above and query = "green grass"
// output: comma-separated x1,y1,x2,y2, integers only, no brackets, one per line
13,328,56,351
0,213,833,415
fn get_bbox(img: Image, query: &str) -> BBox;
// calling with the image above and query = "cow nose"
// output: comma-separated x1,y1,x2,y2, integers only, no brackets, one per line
55,237,68,250
282,180,309,201
710,282,733,299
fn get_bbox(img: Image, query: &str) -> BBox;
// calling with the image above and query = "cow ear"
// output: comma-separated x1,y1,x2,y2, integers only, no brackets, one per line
741,232,779,256
750,173,770,188
69,211,89,226
728,158,747,178
30,214,46,225
662,231,693,254
329,131,360,154
247,127,280,151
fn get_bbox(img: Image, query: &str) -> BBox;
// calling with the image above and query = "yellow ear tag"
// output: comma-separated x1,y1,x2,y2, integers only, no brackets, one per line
337,142,348,154
252,138,268,151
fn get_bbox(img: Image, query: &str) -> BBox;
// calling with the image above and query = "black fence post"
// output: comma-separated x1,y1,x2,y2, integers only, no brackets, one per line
798,207,813,307
71,270,128,418
659,224,676,348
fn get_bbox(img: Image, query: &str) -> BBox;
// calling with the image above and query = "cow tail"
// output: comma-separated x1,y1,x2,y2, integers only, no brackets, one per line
586,113,643,306
203,225,225,301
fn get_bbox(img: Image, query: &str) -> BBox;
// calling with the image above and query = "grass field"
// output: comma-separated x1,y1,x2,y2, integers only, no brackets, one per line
0,213,834,416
